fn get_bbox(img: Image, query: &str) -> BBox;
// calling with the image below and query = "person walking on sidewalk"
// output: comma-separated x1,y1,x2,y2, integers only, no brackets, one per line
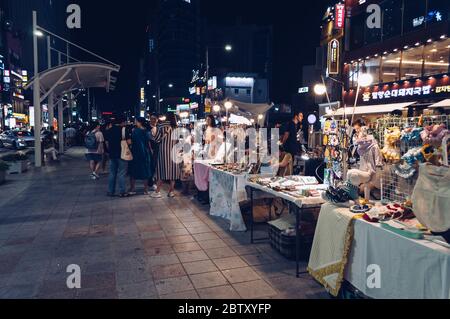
85,121,104,180
105,116,132,197
150,113,181,198
128,118,154,195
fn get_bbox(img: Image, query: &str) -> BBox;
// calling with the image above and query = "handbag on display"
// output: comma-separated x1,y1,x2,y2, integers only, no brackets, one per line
121,127,133,161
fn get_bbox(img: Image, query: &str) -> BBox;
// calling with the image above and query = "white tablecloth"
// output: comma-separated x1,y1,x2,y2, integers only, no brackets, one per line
209,168,248,232
345,218,450,299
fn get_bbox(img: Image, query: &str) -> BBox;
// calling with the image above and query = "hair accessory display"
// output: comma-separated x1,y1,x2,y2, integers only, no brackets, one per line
393,162,416,179
402,147,424,166
421,124,449,147
401,127,423,143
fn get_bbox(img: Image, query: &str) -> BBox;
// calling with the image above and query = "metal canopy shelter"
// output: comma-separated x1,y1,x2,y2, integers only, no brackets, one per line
24,62,119,102
25,11,120,168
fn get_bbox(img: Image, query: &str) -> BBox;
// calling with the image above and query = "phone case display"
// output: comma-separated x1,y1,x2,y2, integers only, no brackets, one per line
322,119,348,186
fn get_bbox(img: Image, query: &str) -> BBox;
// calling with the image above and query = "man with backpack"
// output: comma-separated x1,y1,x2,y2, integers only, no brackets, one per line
85,121,105,180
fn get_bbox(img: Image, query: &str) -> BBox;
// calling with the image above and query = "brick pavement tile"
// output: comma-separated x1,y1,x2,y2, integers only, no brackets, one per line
81,272,116,290
155,276,194,296
253,262,298,279
167,235,196,245
151,264,186,280
117,280,158,299
172,242,202,253
115,268,152,286
189,271,228,290
0,253,22,275
212,256,248,271
4,237,35,247
140,231,166,240
38,279,71,296
8,269,47,287
84,261,116,275
222,267,261,284
187,226,212,235
230,245,260,256
137,224,162,233
164,228,190,237
142,238,170,249
76,287,118,299
0,284,39,299
177,250,209,263
192,232,220,242
240,253,276,266
197,285,241,299
204,247,237,259
198,239,228,250
232,280,278,299
145,245,175,257
159,290,199,299
182,260,218,275
147,254,180,267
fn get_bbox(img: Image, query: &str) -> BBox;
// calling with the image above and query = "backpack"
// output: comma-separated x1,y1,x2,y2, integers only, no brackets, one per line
85,131,98,150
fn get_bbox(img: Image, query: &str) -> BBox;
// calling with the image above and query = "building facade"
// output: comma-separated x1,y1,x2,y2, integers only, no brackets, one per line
342,0,450,117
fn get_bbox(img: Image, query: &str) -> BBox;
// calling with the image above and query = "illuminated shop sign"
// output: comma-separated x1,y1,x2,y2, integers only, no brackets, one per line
335,4,345,29
345,74,450,105
363,85,432,102
328,39,340,75
413,10,443,27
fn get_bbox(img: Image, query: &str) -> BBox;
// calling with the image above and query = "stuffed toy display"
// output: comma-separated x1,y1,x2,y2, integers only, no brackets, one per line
381,127,401,162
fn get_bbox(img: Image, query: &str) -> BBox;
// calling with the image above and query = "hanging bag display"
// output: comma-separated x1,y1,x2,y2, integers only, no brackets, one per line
121,127,133,161
411,163,450,233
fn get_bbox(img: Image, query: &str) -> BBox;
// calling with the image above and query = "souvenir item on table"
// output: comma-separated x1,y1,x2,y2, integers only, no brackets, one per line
381,127,401,162
363,204,391,222
350,204,372,214
380,219,425,240
393,162,416,179
411,164,450,239
401,127,423,143
421,124,449,147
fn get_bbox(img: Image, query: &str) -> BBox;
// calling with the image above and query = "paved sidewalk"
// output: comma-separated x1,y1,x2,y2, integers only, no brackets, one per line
0,148,329,299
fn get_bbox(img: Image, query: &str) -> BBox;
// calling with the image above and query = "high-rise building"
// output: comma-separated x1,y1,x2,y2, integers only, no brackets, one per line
145,0,201,114
0,0,70,129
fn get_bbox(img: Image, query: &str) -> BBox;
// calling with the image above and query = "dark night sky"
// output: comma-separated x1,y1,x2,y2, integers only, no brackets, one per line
71,0,334,114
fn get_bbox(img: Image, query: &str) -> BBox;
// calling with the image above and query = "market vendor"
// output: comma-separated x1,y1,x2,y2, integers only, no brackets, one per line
281,112,306,157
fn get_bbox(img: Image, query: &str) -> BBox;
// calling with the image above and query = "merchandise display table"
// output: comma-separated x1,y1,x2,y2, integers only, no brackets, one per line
246,179,326,277
309,203,450,299
345,218,450,299
208,167,248,232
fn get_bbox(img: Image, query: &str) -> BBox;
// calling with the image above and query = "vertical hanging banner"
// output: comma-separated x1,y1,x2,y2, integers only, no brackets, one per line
328,39,340,75
335,4,346,29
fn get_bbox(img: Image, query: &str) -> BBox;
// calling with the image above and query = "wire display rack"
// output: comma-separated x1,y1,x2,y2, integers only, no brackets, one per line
376,115,450,204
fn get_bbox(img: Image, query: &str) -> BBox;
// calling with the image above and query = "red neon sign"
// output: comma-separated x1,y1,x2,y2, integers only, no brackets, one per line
335,4,346,29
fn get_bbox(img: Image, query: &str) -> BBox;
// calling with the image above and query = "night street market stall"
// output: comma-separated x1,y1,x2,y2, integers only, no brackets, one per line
308,114,450,299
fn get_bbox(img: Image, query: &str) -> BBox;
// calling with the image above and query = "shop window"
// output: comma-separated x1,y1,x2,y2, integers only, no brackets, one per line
401,46,424,80
404,0,427,33
364,57,382,84
424,38,450,76
349,62,360,88
381,51,401,82
381,0,403,40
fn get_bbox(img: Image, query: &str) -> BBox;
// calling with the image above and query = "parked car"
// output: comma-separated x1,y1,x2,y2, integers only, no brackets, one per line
0,130,35,150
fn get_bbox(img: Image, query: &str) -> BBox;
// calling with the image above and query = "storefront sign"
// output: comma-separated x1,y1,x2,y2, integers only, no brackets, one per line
345,74,450,105
335,4,345,29
363,85,432,102
208,76,217,91
328,39,340,75
298,87,309,94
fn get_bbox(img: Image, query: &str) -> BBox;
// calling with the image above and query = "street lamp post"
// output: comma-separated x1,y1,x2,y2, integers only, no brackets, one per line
32,11,42,168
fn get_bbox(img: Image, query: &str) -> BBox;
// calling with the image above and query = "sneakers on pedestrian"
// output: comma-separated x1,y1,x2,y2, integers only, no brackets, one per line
152,185,158,191
151,192,162,199
128,191,137,196
93,173,100,179
168,192,176,198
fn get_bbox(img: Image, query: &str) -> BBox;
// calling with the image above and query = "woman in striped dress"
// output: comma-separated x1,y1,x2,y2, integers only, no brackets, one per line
150,113,181,198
